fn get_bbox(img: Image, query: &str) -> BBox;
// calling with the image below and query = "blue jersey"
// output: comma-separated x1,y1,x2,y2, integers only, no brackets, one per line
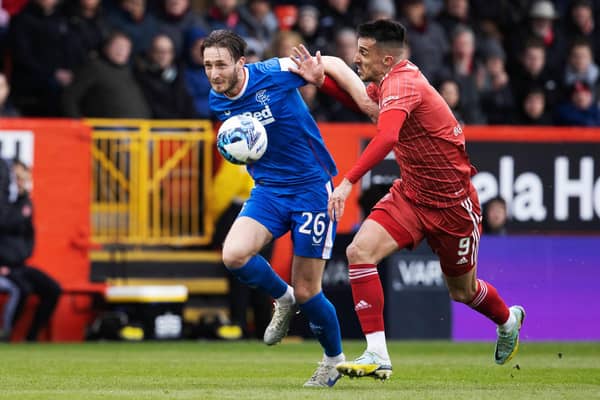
209,58,337,191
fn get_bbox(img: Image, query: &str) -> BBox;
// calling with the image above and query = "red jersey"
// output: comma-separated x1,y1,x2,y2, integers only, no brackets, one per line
362,60,476,208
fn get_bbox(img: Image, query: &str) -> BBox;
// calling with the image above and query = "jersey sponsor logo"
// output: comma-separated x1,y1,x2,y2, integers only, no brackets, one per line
453,124,463,136
381,95,399,107
241,104,275,126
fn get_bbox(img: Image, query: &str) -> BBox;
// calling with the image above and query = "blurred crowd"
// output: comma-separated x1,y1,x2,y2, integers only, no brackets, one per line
0,0,599,125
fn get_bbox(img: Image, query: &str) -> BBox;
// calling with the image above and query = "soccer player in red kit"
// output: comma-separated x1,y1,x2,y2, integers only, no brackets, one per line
289,19,525,381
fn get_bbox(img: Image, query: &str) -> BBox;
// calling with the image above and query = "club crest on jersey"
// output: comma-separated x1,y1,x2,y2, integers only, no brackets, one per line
255,89,270,105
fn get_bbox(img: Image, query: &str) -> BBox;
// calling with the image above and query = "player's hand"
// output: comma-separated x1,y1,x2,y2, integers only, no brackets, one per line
289,44,325,87
328,178,353,221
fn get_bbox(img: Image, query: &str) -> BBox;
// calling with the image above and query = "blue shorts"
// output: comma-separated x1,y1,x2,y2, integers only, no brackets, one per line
239,180,336,259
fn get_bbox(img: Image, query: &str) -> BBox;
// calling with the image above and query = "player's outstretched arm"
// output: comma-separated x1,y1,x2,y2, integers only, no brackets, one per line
319,55,379,122
290,45,378,122
328,178,353,221
329,109,407,221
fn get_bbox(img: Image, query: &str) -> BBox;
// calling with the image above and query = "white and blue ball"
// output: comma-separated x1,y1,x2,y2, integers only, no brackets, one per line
217,115,268,165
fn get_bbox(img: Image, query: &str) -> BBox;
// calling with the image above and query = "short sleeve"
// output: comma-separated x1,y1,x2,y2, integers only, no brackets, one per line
379,76,421,116
261,57,306,89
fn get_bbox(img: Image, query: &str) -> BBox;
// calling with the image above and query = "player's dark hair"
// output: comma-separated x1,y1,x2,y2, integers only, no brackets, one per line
357,19,406,47
201,29,247,61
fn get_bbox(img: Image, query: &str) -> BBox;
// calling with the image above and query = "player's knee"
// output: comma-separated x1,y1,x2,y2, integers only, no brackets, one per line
221,246,251,269
346,242,371,264
448,287,475,304
293,284,319,304
293,286,311,304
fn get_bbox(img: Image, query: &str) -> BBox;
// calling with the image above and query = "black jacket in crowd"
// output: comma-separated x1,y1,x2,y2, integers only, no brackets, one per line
0,160,34,267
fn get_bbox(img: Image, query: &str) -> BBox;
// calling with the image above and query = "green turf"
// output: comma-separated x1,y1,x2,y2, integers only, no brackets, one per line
0,340,598,399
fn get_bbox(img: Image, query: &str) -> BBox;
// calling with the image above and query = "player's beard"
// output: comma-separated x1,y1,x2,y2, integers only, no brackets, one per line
222,66,241,97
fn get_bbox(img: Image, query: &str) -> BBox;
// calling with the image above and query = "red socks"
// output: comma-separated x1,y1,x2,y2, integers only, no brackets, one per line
349,264,385,334
350,265,509,331
468,279,510,324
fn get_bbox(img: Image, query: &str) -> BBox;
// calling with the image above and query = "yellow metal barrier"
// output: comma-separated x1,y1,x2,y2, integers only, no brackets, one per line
87,119,214,246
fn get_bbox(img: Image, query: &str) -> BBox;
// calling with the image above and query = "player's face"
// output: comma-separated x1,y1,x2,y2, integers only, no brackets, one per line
203,46,245,95
354,38,387,82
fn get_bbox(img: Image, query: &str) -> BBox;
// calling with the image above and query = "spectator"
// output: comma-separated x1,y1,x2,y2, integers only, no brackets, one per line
0,73,19,117
564,0,600,65
479,42,515,124
333,27,357,68
0,159,20,342
400,0,449,80
563,39,599,100
367,0,395,21
508,1,568,76
556,81,600,126
65,0,111,65
155,0,207,58
511,37,561,109
470,0,529,36
437,0,474,37
62,31,151,118
265,29,302,59
203,0,248,37
292,5,326,55
0,270,20,341
438,78,466,125
317,0,363,45
0,1,10,71
482,196,508,235
515,86,554,125
134,33,197,119
183,27,212,119
423,0,444,17
106,0,160,56
0,159,62,342
238,0,278,59
438,24,486,124
9,0,77,116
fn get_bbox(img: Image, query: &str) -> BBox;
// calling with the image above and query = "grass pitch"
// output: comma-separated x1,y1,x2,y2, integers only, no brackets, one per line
0,340,598,400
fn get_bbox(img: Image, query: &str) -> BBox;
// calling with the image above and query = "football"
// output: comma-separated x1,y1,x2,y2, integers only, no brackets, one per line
217,115,268,165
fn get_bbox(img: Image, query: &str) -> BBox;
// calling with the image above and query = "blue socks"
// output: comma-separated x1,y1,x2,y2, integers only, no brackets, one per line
228,255,288,299
300,291,343,357
230,258,342,357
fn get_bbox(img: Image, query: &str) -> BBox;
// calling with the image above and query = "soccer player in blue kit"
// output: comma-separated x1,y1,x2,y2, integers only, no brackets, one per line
202,30,348,387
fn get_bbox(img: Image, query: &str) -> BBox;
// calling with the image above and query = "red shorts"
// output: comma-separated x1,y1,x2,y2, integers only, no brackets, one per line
368,183,482,277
